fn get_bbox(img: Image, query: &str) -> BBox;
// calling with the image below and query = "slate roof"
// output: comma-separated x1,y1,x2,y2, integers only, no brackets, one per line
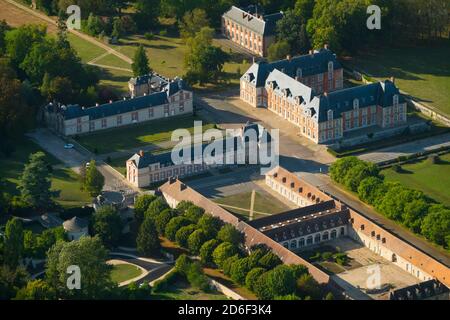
266,69,315,105
60,92,168,120
389,280,449,300
129,123,272,169
310,79,406,122
223,5,283,36
50,77,188,121
242,48,342,87
63,216,88,232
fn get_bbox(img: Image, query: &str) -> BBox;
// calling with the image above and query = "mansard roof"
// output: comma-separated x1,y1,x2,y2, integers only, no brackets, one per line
266,69,315,105
242,48,342,87
311,79,406,122
223,5,283,36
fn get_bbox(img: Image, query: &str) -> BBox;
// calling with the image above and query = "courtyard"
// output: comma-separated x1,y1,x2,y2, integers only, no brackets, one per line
323,238,420,300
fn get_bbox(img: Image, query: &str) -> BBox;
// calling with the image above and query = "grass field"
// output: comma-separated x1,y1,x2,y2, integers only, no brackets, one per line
152,279,227,300
345,41,450,116
67,33,106,63
381,153,450,207
110,263,143,283
0,138,92,209
213,191,290,220
76,115,216,154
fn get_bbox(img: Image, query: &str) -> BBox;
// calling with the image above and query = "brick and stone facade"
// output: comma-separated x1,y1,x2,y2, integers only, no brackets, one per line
222,5,283,57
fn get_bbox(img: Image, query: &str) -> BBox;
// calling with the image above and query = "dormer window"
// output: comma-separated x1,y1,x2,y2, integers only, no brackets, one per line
296,68,302,78
327,109,333,121
353,98,359,110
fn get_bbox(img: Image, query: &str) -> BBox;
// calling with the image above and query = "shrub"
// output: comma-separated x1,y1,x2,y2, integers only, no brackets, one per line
144,32,154,40
199,239,220,266
245,267,266,291
212,242,238,268
175,224,197,247
152,269,180,292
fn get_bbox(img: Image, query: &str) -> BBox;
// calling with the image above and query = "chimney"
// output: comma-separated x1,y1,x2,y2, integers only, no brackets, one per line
324,91,328,97
309,49,313,55
324,44,329,50
390,76,395,84
109,100,113,104
95,103,99,106
286,55,291,61
139,150,144,157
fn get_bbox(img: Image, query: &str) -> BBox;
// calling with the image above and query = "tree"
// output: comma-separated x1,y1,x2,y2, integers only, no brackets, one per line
14,279,57,300
17,151,54,210
165,216,191,241
357,176,386,205
5,24,47,68
245,267,266,292
258,251,282,270
111,17,124,40
45,236,115,299
268,40,291,62
183,205,204,223
254,265,296,299
230,257,252,284
296,273,322,299
212,242,238,268
134,0,160,30
421,205,450,247
134,194,156,223
217,224,243,246
154,208,177,235
144,197,169,219
184,27,228,85
136,216,161,256
175,224,197,247
275,6,311,55
92,205,123,247
179,8,210,40
41,74,74,103
131,45,150,77
274,294,301,300
403,199,429,233
83,160,104,196
84,13,104,36
343,161,379,192
222,254,240,276
0,265,28,300
0,59,32,155
185,260,210,292
187,229,208,254
176,200,195,214
199,239,220,266
197,215,222,238
330,156,364,185
4,218,24,269
0,20,9,54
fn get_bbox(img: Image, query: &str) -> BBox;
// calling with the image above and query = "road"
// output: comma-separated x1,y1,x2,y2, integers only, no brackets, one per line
28,128,140,194
359,132,450,163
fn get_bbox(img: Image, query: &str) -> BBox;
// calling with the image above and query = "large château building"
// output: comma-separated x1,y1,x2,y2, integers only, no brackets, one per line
240,48,407,143
44,75,193,136
222,5,283,57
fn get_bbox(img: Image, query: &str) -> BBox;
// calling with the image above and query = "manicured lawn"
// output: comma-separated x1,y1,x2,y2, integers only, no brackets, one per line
110,263,143,283
0,138,92,209
213,191,290,220
94,53,133,70
51,168,93,208
151,279,227,300
108,31,250,88
381,153,450,206
98,67,133,95
344,41,450,116
67,33,106,63
76,115,216,155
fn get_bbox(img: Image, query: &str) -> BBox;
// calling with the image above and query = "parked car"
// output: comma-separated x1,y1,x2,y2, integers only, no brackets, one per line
64,143,74,149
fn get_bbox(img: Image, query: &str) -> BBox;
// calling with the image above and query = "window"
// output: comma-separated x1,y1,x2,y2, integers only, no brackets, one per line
148,108,153,118
77,124,82,133
328,61,333,80
89,121,95,131
101,119,107,128
132,112,138,121
117,115,122,125
353,98,359,110
393,94,399,106
327,109,333,121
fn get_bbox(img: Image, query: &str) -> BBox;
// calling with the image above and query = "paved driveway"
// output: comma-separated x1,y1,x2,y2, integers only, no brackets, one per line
358,133,450,163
